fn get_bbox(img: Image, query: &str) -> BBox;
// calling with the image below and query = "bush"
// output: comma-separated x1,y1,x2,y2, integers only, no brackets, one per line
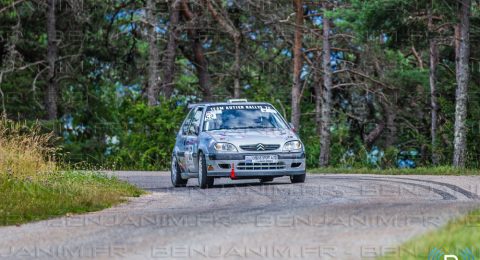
106,99,185,170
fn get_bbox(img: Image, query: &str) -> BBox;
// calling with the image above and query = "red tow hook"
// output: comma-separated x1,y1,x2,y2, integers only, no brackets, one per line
230,163,236,179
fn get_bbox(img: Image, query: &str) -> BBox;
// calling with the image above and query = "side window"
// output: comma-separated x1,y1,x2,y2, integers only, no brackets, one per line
188,108,203,135
181,109,196,135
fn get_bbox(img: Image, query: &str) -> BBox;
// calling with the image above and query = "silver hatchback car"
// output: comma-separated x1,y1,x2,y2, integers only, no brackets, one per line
171,99,306,188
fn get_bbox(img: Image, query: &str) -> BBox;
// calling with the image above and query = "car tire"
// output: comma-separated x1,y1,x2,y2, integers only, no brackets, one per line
198,152,214,189
260,177,274,183
171,155,188,187
290,172,306,183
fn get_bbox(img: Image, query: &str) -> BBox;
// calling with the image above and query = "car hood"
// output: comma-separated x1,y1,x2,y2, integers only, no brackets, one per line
206,129,299,148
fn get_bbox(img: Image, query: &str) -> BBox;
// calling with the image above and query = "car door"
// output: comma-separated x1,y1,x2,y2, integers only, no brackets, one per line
176,108,195,171
185,107,204,174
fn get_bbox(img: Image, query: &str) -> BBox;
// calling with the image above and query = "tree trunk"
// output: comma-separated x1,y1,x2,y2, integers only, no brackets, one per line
383,102,397,147
363,122,385,147
428,5,439,165
180,0,212,101
319,12,332,167
453,0,471,167
46,0,58,120
313,54,322,136
291,0,303,129
202,0,242,98
162,0,181,99
233,38,241,98
192,38,212,101
146,0,160,106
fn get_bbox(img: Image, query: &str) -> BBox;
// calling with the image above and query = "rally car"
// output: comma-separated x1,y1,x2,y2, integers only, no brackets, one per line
171,99,306,188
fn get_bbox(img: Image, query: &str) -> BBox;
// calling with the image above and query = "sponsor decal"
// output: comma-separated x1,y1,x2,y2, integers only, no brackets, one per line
208,105,273,111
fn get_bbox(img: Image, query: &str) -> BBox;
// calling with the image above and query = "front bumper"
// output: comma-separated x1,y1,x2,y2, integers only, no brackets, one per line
205,152,306,178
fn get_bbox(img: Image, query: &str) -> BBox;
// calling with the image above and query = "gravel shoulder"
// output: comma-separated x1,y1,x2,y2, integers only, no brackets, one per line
1,172,479,259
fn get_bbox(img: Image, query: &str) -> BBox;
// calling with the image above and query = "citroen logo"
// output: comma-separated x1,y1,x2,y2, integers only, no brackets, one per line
256,144,265,151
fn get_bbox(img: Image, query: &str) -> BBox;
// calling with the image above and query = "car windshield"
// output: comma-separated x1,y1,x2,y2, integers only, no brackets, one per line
203,105,288,131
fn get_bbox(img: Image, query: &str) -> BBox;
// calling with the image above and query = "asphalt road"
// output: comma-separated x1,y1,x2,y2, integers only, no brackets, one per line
1,172,480,260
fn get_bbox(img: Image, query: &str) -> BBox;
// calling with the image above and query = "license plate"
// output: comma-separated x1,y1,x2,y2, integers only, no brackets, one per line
245,155,278,163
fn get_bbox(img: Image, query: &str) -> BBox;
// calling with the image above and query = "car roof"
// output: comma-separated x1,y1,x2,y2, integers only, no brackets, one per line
188,102,273,109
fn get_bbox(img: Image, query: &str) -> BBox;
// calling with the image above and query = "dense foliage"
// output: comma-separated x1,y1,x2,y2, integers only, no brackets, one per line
0,0,479,170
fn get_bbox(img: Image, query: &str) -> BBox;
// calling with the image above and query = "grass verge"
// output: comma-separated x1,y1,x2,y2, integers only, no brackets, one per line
0,171,143,226
379,209,480,259
310,166,480,175
0,120,144,226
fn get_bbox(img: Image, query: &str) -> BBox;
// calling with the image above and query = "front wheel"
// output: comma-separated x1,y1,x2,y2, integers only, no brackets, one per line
290,173,306,183
171,156,188,187
198,152,214,189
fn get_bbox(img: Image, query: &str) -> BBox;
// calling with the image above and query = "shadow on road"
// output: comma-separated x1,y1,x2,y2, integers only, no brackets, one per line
145,180,292,192
210,181,292,189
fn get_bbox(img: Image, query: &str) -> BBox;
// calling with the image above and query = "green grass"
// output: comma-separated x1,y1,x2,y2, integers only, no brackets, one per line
0,171,144,226
379,210,480,259
310,166,480,175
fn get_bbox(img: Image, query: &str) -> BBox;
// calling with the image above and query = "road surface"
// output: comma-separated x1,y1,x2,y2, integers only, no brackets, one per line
1,172,480,259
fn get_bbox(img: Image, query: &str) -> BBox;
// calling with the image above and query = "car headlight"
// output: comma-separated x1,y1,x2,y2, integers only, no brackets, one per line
283,140,302,151
213,142,238,153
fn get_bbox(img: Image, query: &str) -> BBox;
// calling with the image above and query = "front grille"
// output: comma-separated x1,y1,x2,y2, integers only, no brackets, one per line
237,162,286,170
240,144,280,151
